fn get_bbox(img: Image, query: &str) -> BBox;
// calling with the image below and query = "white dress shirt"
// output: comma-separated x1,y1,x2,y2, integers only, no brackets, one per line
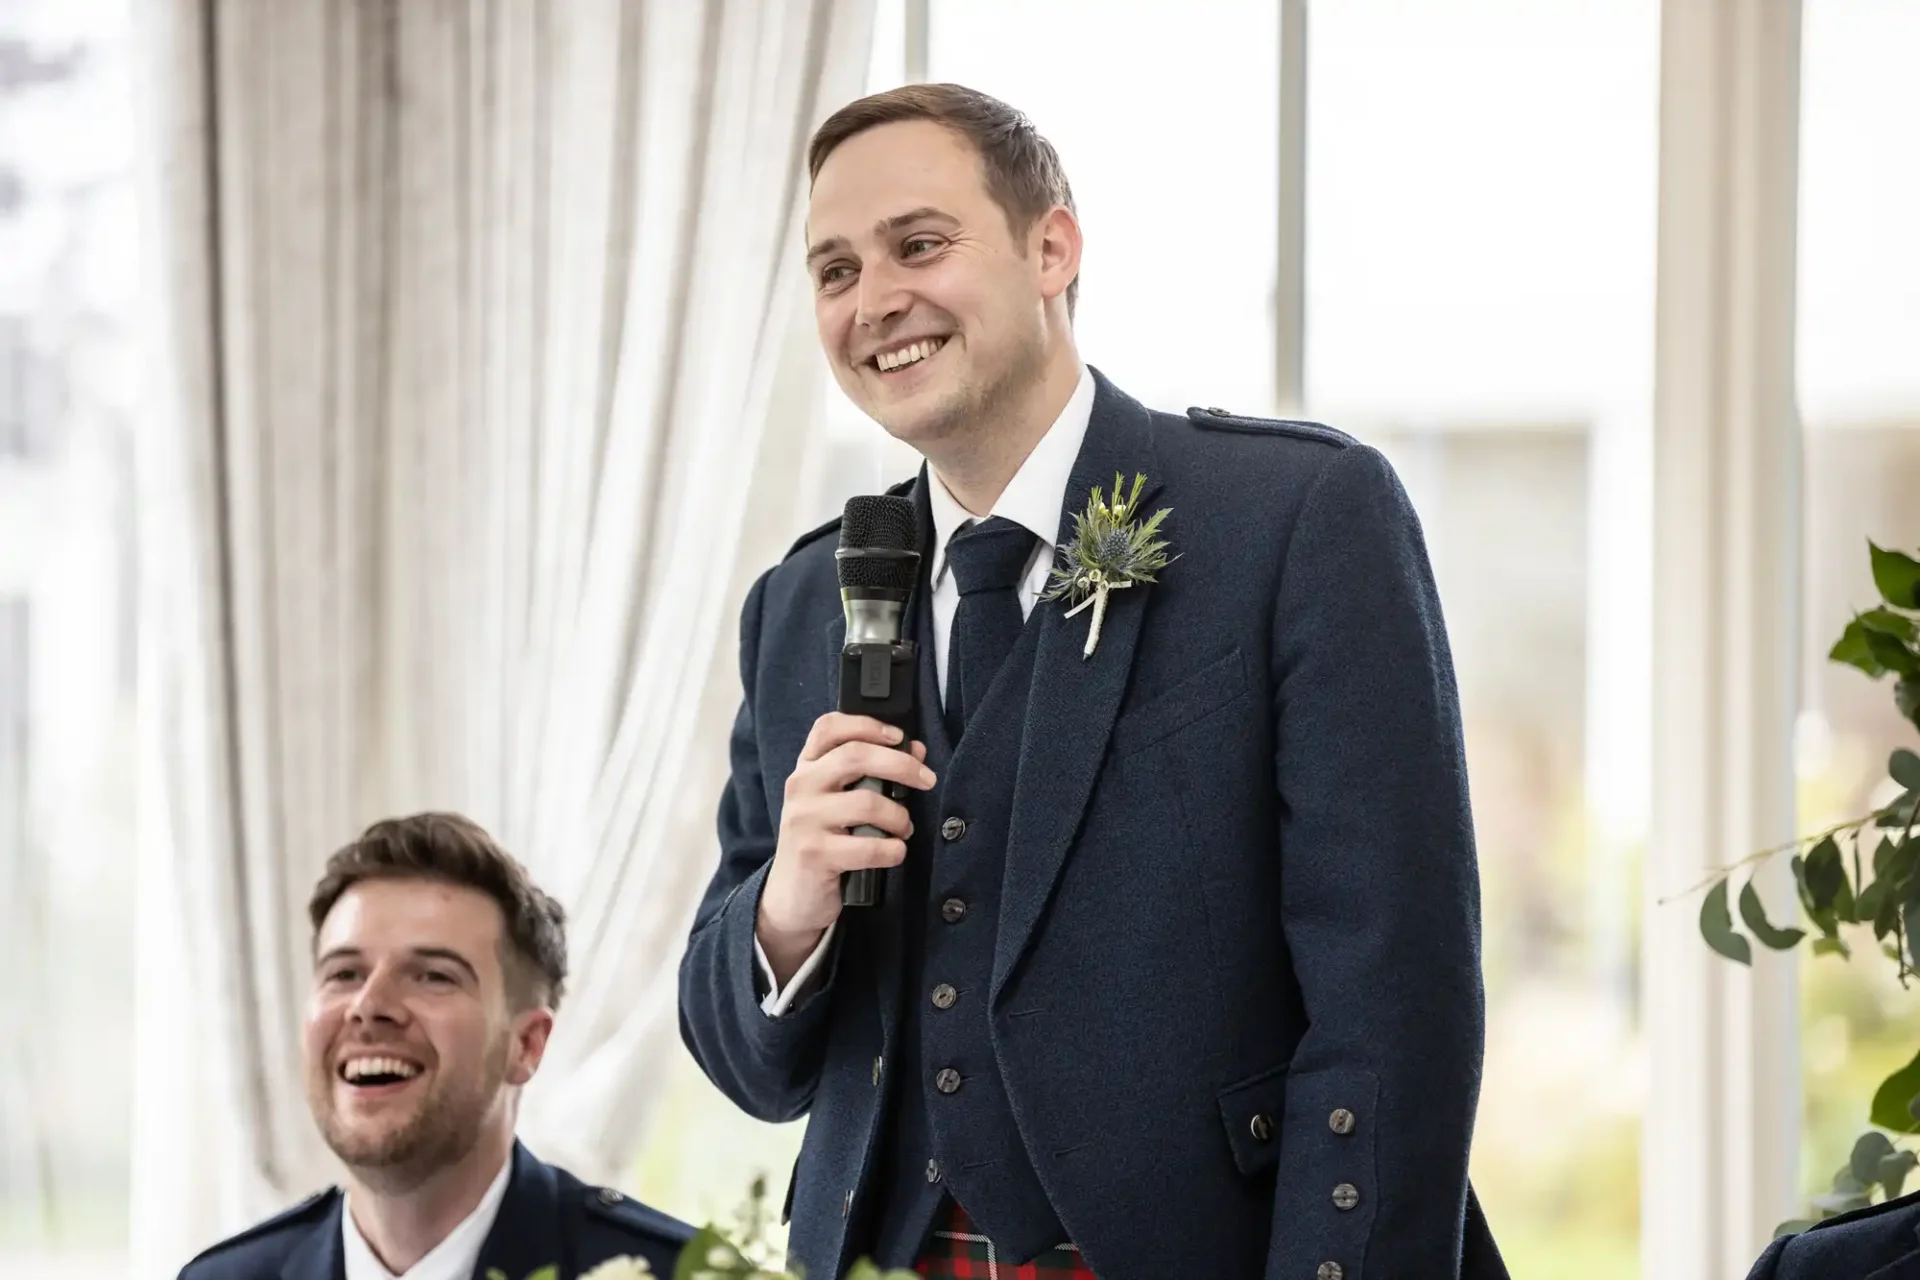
341,1153,513,1280
754,366,1098,1017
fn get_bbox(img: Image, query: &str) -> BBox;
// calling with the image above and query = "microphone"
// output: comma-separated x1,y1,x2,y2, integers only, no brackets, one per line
834,494,921,908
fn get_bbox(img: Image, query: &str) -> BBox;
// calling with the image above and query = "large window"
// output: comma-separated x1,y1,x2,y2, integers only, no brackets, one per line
0,1,142,1275
1794,0,1920,1204
1306,3,1659,1276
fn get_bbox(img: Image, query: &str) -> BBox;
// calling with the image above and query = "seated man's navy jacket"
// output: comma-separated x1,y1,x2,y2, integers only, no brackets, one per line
1746,1192,1920,1280
177,1140,692,1279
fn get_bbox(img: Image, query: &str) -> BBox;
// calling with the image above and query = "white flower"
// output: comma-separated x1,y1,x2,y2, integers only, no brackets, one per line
579,1257,654,1280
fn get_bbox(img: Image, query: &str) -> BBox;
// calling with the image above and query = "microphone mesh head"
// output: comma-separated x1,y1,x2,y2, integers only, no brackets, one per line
838,495,920,592
841,495,917,552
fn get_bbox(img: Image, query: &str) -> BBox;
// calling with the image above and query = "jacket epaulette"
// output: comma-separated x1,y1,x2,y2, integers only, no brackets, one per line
1187,405,1356,448
581,1184,693,1244
783,473,919,560
181,1188,337,1266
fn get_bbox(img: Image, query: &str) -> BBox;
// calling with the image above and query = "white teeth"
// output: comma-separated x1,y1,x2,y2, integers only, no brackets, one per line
876,338,942,372
342,1055,421,1082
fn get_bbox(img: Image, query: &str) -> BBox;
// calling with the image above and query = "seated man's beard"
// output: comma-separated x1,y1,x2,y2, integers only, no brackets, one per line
309,1039,508,1182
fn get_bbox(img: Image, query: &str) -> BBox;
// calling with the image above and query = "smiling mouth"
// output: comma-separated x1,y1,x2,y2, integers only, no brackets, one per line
869,336,948,374
338,1054,424,1090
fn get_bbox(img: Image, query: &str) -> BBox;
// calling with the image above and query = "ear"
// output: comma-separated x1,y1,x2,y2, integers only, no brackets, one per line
1032,205,1082,307
505,1006,555,1086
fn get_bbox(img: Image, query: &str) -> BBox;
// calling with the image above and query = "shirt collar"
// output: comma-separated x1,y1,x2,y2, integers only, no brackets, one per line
341,1152,514,1280
928,364,1096,588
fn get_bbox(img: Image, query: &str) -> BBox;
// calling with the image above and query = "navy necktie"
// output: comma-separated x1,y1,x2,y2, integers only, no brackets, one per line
943,516,1037,741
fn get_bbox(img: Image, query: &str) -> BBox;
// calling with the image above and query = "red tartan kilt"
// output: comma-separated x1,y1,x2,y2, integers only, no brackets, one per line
913,1199,1098,1279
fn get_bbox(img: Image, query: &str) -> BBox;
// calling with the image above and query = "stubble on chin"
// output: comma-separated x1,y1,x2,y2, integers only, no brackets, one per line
307,1063,479,1184
875,343,1044,458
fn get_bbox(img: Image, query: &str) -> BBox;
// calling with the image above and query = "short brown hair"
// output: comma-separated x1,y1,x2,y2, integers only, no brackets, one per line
808,83,1079,315
308,813,568,1011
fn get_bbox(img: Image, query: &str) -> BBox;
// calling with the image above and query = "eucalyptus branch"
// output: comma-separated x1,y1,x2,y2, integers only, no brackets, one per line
1657,811,1884,905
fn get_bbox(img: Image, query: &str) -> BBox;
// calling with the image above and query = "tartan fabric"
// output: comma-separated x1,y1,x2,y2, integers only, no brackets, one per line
914,1199,1097,1279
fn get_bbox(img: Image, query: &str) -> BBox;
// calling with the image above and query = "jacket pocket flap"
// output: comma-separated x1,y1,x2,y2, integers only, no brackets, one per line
1113,646,1249,758
1217,1061,1290,1176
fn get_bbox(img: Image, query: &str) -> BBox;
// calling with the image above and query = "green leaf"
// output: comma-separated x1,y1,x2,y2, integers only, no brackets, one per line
1774,1218,1817,1237
1817,1164,1874,1215
1883,795,1920,831
1871,1051,1920,1134
1863,608,1920,641
1872,542,1920,609
1813,1189,1873,1215
1805,837,1847,911
1836,866,1861,924
675,1227,751,1280
1700,880,1752,965
1865,629,1920,678
1904,890,1920,969
1738,880,1807,949
1859,879,1892,937
1882,1149,1920,1198
1814,934,1853,959
485,1271,509,1280
1894,750,1920,793
1852,1131,1898,1185
1877,835,1903,880
1833,618,1892,678
1882,834,1920,890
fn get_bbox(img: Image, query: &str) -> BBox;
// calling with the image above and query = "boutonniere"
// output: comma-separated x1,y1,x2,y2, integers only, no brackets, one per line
1042,472,1174,658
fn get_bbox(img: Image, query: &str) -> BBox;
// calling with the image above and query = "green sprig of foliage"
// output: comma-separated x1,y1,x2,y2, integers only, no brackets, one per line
1691,541,1920,1237
1042,471,1174,609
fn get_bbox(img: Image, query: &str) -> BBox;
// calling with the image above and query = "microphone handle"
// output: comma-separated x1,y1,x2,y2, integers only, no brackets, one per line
837,638,917,908
841,778,896,908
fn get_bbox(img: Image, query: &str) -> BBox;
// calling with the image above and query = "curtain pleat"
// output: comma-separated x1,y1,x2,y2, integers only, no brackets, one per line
131,1,877,1270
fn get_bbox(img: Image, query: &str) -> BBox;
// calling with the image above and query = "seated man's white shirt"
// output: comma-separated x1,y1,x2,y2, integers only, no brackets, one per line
755,365,1097,1016
341,1152,512,1280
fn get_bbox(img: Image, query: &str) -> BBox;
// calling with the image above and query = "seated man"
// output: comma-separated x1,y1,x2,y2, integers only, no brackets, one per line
181,813,691,1279
1745,1193,1920,1279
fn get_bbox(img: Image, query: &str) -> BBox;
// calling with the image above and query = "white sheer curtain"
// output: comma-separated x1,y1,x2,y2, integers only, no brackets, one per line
129,0,874,1272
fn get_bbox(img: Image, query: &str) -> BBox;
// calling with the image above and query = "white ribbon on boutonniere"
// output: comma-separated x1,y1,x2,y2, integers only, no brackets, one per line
1042,472,1175,658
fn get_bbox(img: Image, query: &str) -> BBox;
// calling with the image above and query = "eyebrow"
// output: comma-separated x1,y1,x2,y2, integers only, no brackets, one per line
806,206,960,267
314,945,480,983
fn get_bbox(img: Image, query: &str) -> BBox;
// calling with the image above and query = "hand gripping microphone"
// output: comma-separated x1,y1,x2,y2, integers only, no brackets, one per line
834,494,921,908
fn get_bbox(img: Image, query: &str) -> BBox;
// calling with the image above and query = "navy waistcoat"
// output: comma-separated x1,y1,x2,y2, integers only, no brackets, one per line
868,556,1065,1266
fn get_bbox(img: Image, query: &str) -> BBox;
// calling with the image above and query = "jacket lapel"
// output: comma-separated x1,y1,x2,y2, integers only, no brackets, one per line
473,1143,564,1280
278,1196,345,1280
991,373,1163,1005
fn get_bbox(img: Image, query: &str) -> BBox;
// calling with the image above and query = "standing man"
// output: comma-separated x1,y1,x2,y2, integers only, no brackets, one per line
679,84,1503,1280
182,813,691,1279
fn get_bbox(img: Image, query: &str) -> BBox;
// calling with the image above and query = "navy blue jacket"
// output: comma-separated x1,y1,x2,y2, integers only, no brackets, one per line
1747,1193,1920,1280
176,1141,692,1280
678,370,1502,1280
